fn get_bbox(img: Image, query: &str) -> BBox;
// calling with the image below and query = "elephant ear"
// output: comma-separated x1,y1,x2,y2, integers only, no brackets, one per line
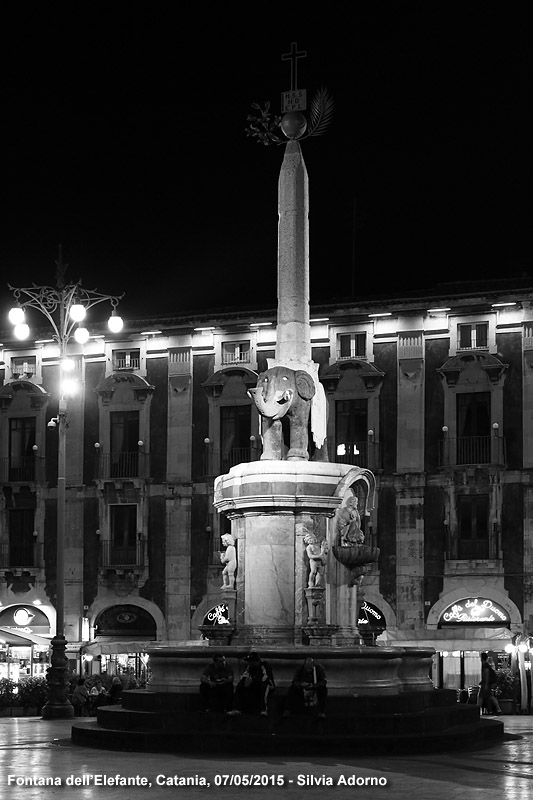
295,370,316,400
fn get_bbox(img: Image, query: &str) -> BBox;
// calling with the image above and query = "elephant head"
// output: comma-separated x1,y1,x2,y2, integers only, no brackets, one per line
248,366,315,420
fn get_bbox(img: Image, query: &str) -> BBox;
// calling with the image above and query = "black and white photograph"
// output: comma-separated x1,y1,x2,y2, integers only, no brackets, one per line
0,6,531,799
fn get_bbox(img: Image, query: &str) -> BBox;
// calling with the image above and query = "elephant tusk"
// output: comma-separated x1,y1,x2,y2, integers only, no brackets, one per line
277,390,293,405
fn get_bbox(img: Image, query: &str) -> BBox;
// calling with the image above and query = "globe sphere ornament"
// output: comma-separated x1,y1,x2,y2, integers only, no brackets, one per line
280,111,307,139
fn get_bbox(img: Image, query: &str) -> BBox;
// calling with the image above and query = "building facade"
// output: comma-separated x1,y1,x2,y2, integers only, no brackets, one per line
0,279,531,689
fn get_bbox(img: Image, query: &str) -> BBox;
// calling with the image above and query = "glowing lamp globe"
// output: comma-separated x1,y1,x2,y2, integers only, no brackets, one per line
69,303,86,322
280,111,307,139
108,313,123,333
9,306,25,325
14,323,30,340
74,326,90,344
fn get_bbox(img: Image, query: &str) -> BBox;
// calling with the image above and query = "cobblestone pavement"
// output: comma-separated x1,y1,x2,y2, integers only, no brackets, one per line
0,715,531,799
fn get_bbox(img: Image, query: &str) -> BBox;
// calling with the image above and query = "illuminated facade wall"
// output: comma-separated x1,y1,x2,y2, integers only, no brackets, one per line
0,281,531,676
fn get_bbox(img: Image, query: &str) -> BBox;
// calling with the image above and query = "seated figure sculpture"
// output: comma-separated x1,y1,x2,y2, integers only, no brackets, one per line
337,495,365,546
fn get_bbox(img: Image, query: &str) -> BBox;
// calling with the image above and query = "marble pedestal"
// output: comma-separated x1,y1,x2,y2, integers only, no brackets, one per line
213,460,374,645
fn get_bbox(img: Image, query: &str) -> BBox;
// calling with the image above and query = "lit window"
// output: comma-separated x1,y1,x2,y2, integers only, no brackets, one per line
222,341,251,365
113,349,140,371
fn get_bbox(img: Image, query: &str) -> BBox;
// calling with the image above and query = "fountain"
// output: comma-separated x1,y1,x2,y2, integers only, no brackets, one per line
72,47,503,755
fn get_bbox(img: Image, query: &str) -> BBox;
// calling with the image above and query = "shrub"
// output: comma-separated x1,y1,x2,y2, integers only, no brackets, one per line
17,677,49,710
0,678,18,709
494,668,519,699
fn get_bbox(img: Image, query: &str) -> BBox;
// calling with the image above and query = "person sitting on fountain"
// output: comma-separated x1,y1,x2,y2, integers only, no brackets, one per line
304,532,328,587
227,650,275,717
338,495,365,547
283,657,327,718
199,652,234,713
220,533,237,589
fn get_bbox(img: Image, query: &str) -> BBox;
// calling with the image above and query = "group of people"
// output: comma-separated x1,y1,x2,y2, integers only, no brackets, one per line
70,676,125,716
199,651,327,718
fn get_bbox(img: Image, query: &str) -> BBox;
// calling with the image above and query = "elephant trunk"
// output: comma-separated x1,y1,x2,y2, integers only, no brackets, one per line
250,387,293,420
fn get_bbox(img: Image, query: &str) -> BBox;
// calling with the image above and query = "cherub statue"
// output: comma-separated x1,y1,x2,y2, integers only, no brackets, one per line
220,533,237,589
337,495,365,547
304,533,329,588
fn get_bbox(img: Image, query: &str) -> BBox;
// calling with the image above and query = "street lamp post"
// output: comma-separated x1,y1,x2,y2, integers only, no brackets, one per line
8,256,124,719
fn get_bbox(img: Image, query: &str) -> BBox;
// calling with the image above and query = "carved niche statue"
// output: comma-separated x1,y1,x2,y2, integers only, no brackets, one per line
303,532,329,588
336,495,365,547
220,533,237,589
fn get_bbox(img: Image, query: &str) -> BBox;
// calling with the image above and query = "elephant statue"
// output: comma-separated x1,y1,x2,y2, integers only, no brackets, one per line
248,365,327,461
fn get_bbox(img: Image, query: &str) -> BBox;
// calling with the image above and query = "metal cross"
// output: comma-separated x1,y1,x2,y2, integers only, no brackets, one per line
281,42,307,91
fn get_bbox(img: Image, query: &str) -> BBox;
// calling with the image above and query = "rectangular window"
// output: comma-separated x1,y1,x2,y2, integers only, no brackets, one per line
11,356,36,378
457,495,489,559
338,333,366,359
109,505,138,565
458,323,488,350
9,418,36,481
110,411,140,477
220,405,252,471
9,508,35,566
113,349,140,371
335,399,368,463
222,341,251,365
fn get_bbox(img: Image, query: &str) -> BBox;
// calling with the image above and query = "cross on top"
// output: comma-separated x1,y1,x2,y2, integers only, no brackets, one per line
281,42,307,91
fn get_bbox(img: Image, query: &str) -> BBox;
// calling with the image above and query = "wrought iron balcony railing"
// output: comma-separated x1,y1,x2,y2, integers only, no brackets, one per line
439,436,506,467
99,540,144,568
95,452,151,479
204,446,261,477
0,457,46,483
0,542,43,569
328,441,382,471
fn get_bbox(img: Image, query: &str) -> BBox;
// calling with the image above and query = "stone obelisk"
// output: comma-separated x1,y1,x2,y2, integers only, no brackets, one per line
276,140,311,367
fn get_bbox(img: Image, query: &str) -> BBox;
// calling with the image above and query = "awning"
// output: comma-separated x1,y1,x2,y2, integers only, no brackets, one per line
0,626,52,647
82,637,154,656
378,626,513,651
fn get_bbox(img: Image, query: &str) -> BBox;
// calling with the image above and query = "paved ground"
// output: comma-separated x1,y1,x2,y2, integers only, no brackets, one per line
0,714,531,799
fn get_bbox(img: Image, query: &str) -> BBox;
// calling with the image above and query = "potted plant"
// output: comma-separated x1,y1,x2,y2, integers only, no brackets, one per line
494,668,519,713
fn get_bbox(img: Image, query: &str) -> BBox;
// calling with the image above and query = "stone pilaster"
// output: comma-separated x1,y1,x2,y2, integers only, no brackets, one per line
396,478,425,630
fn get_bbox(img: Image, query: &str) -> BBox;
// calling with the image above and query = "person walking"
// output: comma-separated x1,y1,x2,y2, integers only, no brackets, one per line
477,652,502,715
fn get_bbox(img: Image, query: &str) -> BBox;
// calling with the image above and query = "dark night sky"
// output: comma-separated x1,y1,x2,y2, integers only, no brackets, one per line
1,8,530,324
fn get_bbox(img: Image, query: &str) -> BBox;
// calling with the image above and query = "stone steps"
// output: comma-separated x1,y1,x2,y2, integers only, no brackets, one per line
71,689,504,755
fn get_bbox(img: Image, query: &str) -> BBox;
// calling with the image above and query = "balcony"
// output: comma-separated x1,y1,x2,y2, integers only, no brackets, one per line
204,445,261,477
100,540,144,568
95,452,151,480
329,441,382,471
112,354,140,371
439,436,506,467
222,352,251,366
0,457,46,483
0,542,42,569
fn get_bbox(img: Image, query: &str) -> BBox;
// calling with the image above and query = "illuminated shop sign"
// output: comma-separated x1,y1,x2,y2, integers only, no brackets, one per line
357,601,385,628
202,604,230,626
439,597,509,626
0,605,51,634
